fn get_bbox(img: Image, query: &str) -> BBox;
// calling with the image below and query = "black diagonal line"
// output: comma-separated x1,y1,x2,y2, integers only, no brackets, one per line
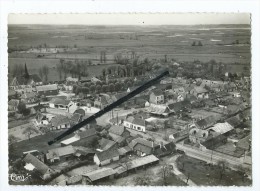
48,70,169,145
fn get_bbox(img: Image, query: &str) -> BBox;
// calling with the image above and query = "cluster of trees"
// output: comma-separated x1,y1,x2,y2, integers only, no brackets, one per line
73,79,133,95
55,59,89,81
191,41,203,46
102,58,152,79
38,65,49,82
72,76,145,95
9,64,24,78
17,102,31,116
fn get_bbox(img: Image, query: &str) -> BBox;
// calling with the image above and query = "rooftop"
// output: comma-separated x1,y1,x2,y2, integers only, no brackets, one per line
36,84,58,92
95,149,120,162
83,168,116,182
23,153,51,175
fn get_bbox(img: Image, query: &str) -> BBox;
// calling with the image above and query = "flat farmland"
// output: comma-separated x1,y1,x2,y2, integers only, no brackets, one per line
9,25,251,64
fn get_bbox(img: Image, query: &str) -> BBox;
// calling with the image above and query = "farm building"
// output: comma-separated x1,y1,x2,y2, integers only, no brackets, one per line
60,128,97,147
115,155,159,177
82,168,116,185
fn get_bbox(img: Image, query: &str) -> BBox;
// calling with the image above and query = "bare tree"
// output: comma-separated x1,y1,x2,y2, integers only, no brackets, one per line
133,172,152,186
217,160,228,181
42,65,49,82
159,163,172,185
186,173,190,184
22,126,38,141
56,63,63,81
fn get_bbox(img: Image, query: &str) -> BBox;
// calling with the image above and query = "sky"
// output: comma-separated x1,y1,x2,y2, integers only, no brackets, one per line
8,13,251,25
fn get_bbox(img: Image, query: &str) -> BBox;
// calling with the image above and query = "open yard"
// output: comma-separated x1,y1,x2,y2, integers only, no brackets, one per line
176,154,251,186
97,159,187,186
9,130,67,161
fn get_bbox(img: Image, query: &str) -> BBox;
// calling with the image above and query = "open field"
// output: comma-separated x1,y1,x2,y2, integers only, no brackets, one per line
8,24,251,82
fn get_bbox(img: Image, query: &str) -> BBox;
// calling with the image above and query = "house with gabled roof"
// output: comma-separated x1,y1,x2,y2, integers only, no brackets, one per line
82,168,116,184
149,89,164,104
108,125,130,138
94,95,112,109
46,145,75,163
190,86,209,99
23,153,55,180
123,116,146,132
225,115,241,128
193,115,218,129
36,84,58,96
129,137,159,157
167,100,191,114
99,138,118,151
50,115,71,130
49,97,73,111
93,149,120,166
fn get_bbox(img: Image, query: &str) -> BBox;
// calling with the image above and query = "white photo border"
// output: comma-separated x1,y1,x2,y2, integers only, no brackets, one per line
0,1,259,191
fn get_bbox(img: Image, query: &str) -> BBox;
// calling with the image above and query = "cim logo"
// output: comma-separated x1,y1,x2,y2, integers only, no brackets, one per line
9,173,31,182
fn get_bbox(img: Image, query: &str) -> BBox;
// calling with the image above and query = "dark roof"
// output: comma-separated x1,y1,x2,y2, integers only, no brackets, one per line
95,149,120,162
77,128,96,139
99,138,117,151
225,115,241,128
129,138,157,149
151,89,163,96
112,92,127,101
132,117,146,126
51,115,70,127
74,108,85,116
195,115,217,129
117,146,131,155
168,100,190,112
201,134,227,149
23,153,51,175
109,125,125,136
70,113,81,124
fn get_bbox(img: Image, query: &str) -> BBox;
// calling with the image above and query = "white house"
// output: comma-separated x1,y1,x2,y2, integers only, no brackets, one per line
93,149,120,166
123,116,146,132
